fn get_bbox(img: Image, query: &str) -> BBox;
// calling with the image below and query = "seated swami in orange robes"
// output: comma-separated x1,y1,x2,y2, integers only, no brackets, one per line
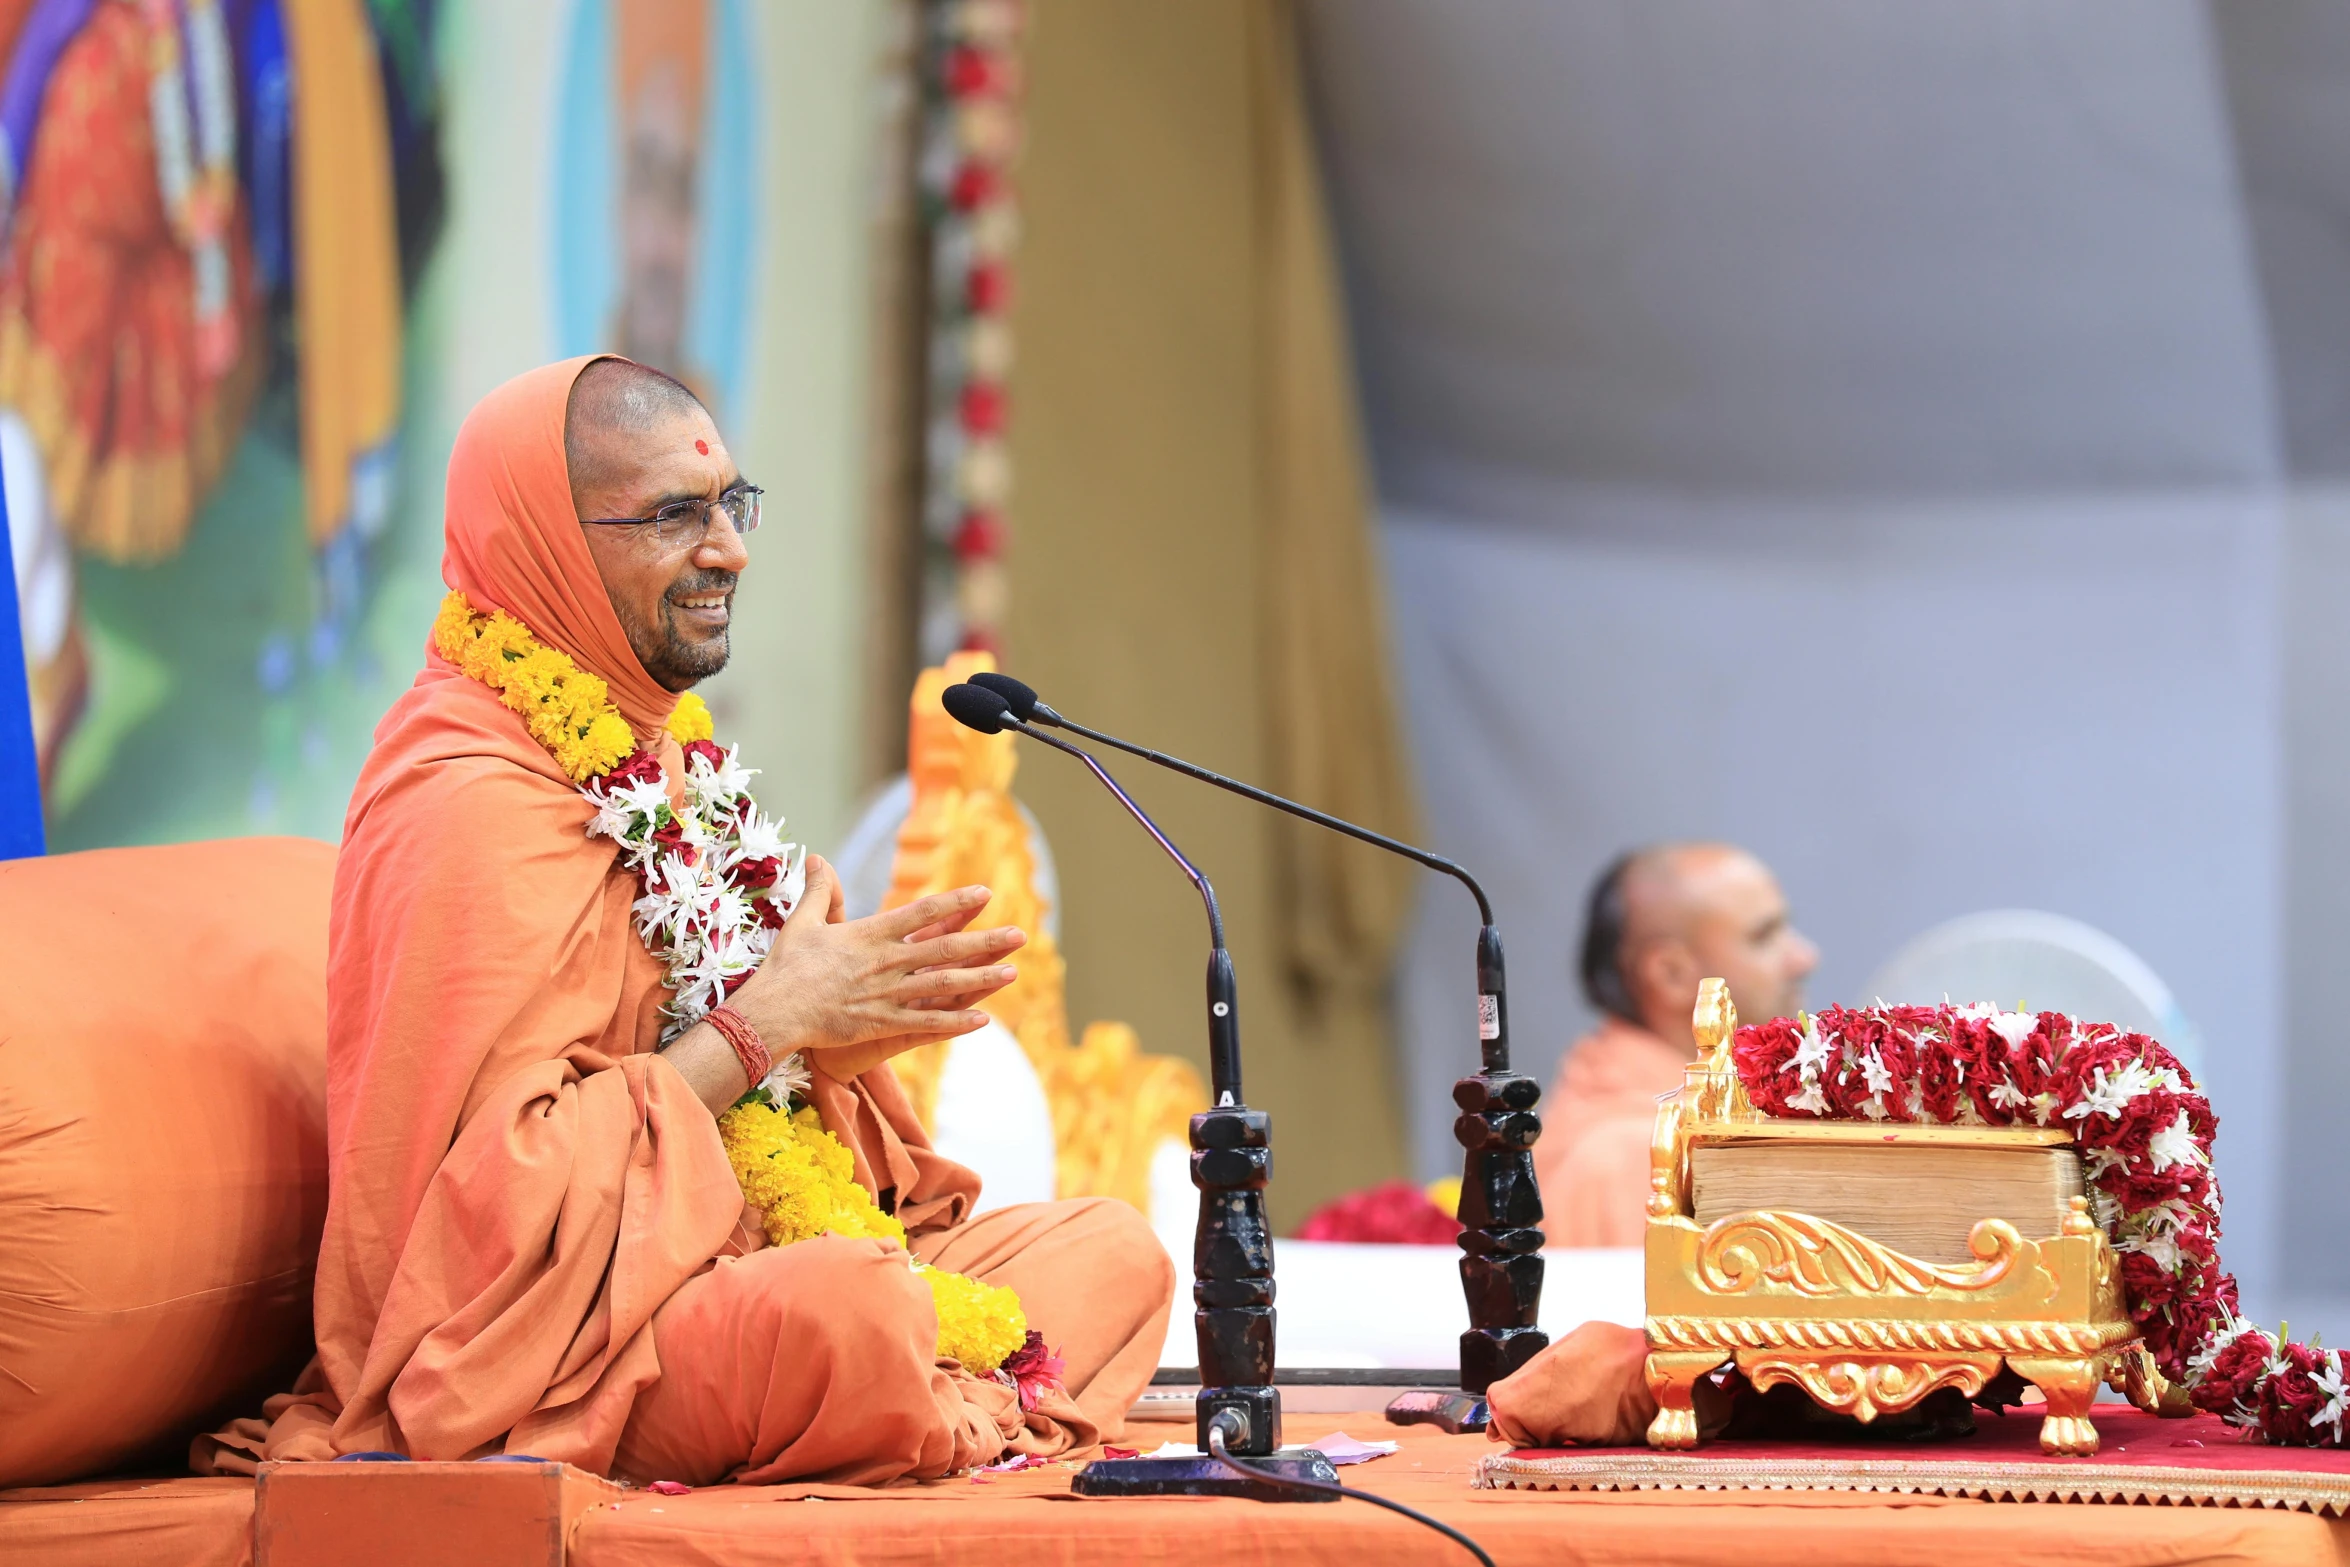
1537,844,1818,1247
199,358,1172,1485
1535,1015,1691,1248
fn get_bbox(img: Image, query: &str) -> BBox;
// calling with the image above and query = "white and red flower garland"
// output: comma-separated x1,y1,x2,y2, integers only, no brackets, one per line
1733,1002,2350,1447
916,0,1025,660
581,723,807,1043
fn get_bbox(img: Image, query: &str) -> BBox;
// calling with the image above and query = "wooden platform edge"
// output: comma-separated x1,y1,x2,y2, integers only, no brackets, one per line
254,1460,624,1566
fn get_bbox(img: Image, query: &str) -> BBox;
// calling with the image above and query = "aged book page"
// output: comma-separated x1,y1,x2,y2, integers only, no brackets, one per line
1689,1141,2085,1263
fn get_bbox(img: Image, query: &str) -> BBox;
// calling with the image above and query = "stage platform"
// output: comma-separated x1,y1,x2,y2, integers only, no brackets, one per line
8,1397,2350,1567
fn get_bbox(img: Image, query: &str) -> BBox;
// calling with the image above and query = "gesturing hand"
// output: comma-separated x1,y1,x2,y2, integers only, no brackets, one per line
722,854,1024,1083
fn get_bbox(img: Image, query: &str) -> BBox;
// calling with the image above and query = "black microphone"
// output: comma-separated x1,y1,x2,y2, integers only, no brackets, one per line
964,669,1544,1404
941,682,1285,1462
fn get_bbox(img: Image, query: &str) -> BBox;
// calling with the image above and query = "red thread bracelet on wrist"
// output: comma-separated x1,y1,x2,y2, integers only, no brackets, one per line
705,1005,771,1091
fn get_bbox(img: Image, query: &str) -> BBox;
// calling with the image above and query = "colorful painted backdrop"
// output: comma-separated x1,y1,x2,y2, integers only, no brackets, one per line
9,0,886,856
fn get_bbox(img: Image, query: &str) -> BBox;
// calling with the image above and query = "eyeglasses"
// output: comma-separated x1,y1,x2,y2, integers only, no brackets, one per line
581,484,763,547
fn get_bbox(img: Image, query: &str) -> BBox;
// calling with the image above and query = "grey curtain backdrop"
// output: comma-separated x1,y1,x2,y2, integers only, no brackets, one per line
1303,0,2350,1314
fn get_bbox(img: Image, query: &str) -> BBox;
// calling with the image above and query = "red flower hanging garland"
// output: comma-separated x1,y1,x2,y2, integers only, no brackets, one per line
1730,1002,2350,1447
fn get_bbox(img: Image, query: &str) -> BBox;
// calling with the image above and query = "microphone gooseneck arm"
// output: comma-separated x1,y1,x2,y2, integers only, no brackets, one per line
1026,705,1518,1077
1039,710,1495,926
1006,719,1243,1108
987,677,1546,1398
1011,721,1225,950
953,689,1279,1455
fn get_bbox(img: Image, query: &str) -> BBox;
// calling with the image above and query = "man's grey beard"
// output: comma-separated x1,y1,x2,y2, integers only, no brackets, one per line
623,569,736,691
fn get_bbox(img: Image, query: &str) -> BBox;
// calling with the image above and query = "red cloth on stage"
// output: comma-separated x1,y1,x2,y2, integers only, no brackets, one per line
1493,1404,2350,1486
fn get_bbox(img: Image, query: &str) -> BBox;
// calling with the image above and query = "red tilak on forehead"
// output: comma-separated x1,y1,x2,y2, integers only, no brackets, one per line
695,439,709,455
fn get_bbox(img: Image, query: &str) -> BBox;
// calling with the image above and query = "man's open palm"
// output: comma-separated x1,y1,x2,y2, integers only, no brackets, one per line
725,855,1024,1082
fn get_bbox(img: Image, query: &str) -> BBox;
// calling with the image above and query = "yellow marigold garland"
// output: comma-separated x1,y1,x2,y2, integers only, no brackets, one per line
665,690,715,744
432,591,637,781
721,1098,909,1248
718,1094,1028,1374
919,1264,1028,1375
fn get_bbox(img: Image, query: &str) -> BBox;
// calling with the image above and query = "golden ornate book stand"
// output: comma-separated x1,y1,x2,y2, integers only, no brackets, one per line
1643,980,2180,1456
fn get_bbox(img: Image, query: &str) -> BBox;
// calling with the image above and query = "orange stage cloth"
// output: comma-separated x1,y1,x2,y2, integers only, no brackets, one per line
11,1408,2350,1566
563,1411,2350,1567
0,1478,252,1567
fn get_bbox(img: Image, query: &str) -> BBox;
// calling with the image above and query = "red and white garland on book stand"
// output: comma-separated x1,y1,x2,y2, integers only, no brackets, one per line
916,0,1024,661
1732,1003,2350,1447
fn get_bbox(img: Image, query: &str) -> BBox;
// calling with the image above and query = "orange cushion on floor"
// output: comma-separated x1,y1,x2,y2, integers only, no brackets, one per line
0,838,333,1488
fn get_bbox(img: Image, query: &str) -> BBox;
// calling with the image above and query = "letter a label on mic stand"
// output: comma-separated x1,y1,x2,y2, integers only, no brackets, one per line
1478,993,1500,1042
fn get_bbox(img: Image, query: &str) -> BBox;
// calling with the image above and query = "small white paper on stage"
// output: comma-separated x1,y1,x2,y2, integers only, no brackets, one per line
1311,1433,1400,1464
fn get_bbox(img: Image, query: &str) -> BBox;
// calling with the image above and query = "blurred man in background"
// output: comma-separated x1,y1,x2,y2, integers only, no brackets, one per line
1536,843,1818,1246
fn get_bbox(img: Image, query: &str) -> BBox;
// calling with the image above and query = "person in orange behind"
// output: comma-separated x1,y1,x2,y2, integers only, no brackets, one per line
197,358,1172,1487
1536,844,1818,1247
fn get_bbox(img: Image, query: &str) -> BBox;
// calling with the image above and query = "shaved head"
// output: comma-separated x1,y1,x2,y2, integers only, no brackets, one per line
1579,842,1817,1049
565,357,708,503
565,357,748,691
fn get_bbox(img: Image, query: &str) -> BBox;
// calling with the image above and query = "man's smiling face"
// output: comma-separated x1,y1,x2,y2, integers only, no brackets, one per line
567,363,751,691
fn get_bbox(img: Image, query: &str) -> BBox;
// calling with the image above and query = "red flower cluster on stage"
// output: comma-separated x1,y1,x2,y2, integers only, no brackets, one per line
1732,1001,2345,1447
1294,1180,1461,1246
998,1329,1067,1413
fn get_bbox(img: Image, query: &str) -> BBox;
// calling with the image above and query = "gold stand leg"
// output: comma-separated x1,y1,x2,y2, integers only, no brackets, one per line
2008,1356,2101,1456
1644,1349,1731,1450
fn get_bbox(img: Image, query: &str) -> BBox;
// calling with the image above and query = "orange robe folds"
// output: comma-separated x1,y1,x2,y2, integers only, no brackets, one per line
1534,1017,1688,1248
198,358,1172,1484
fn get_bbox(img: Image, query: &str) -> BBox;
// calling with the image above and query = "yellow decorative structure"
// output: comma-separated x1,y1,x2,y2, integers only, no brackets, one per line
1643,978,2180,1457
884,652,1206,1211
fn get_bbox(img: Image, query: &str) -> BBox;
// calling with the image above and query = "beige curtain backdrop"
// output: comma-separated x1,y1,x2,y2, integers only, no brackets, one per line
1005,0,1420,1224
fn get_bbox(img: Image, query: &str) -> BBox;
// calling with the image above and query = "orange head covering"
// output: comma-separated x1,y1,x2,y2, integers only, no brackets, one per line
437,356,678,741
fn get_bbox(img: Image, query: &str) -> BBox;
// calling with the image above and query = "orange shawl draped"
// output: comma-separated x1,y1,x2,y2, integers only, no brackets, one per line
201,360,1011,1477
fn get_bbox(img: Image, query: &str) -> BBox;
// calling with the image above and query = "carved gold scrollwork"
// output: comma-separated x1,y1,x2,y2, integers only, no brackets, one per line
1647,1314,2119,1358
1696,1211,2021,1299
1687,979,1755,1122
1740,1353,1999,1422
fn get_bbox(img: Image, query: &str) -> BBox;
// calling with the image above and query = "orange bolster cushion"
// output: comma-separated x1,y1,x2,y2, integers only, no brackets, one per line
0,838,332,1488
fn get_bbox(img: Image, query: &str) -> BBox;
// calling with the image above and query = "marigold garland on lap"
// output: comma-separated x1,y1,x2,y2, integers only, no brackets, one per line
717,1091,1029,1374
440,590,1045,1382
722,1096,909,1249
1732,1001,2348,1447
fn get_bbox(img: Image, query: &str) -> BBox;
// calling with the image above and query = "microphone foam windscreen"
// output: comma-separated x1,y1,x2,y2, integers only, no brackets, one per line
969,671,1039,722
941,682,1013,734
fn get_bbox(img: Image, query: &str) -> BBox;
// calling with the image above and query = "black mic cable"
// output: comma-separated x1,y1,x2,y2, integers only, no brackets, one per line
1202,1411,1496,1567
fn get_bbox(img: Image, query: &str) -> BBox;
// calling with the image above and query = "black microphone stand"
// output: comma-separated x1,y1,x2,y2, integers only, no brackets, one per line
970,673,1547,1426
959,708,1338,1498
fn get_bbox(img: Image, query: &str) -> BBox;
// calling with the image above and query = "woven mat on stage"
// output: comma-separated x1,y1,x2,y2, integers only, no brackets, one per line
1477,1407,2350,1514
